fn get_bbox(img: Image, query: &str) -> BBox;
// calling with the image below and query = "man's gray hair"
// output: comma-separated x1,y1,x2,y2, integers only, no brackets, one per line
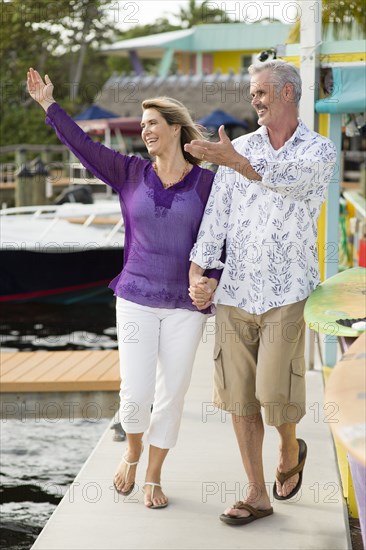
248,59,302,105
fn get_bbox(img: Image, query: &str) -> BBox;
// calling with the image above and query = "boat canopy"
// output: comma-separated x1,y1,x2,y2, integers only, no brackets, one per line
316,66,366,114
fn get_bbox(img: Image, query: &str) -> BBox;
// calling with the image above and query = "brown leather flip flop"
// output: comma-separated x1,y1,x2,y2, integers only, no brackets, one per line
220,502,274,525
273,438,307,501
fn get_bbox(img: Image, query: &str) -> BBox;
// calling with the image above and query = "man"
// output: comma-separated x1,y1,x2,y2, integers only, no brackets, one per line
185,60,337,525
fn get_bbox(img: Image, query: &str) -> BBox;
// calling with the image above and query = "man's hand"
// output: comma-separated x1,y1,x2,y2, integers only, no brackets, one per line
184,126,239,167
184,125,261,181
189,276,218,310
27,68,56,112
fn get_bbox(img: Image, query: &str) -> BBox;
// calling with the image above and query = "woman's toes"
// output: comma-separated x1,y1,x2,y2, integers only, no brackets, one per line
144,485,167,507
114,473,123,489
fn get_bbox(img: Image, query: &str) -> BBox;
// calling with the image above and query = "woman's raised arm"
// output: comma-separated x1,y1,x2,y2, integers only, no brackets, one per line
26,68,144,192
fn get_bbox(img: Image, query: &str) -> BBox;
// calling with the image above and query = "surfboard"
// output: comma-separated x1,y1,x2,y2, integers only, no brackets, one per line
304,267,366,337
325,331,366,465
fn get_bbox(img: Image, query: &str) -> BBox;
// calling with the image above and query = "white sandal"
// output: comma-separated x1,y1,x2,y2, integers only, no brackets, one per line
113,444,143,496
143,482,168,509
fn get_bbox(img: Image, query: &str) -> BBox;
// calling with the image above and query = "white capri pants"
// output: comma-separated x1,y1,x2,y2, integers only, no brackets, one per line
116,297,207,449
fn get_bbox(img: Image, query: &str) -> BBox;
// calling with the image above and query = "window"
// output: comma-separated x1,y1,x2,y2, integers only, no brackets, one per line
241,55,254,71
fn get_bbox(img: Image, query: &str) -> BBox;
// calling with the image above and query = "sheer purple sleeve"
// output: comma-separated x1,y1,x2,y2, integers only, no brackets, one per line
45,103,144,193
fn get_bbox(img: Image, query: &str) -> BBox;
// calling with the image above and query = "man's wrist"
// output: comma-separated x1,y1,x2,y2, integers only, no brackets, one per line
224,149,242,170
229,152,262,181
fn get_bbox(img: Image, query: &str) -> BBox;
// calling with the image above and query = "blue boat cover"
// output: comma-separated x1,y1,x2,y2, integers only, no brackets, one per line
316,66,366,114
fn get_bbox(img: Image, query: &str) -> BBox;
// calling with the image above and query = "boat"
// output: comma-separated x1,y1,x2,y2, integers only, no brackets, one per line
0,202,124,304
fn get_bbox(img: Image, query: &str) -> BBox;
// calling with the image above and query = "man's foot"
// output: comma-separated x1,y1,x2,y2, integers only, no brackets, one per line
221,492,271,521
113,443,143,495
144,482,168,509
274,438,307,500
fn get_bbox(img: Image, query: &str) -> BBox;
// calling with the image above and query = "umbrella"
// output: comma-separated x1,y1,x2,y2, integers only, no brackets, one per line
198,110,248,129
74,104,119,120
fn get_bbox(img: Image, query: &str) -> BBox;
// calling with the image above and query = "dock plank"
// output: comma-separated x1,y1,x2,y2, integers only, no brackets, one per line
0,351,20,365
34,351,93,382
0,350,120,393
0,352,34,374
54,350,114,382
97,359,120,383
1,352,53,381
18,351,74,382
76,350,119,382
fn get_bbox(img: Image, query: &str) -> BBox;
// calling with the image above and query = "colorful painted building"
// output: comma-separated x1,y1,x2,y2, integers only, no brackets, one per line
102,22,291,76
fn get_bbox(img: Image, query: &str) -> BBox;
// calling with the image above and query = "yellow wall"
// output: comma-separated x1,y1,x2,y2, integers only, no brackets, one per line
282,56,300,67
176,51,366,75
317,114,330,281
283,52,366,67
212,50,257,73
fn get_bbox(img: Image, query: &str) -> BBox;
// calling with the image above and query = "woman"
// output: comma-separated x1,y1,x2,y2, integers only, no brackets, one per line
27,68,219,509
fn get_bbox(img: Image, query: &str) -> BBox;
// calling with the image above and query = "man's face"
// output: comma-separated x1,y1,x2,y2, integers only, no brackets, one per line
249,69,288,128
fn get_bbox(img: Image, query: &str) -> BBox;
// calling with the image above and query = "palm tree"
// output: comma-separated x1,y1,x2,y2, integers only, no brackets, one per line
287,0,365,43
178,0,229,28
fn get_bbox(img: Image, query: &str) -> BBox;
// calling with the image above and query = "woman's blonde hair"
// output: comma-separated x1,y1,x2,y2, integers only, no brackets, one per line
142,97,206,165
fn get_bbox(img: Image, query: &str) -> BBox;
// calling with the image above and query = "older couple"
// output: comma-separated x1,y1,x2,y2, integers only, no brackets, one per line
28,60,336,522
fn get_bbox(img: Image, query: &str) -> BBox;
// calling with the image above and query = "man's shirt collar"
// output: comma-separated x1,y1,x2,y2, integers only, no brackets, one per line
255,119,314,145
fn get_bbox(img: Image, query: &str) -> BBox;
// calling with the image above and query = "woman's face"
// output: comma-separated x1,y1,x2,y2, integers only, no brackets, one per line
141,108,179,157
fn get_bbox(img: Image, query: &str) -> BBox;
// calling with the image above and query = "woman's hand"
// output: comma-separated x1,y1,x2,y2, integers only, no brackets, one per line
27,68,56,112
189,276,218,310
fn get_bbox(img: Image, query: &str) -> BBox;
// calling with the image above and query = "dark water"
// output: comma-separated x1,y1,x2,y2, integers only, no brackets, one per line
0,302,118,550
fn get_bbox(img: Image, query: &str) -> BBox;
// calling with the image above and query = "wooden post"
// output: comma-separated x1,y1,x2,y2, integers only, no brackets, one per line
299,0,321,128
40,148,52,168
300,0,322,370
31,158,49,205
15,164,33,207
15,148,27,171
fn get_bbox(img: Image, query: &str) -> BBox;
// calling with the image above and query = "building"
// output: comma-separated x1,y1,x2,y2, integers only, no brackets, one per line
97,22,290,123
101,22,290,77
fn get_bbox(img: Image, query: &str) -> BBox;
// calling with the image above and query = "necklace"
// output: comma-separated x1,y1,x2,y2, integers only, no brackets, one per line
153,161,190,189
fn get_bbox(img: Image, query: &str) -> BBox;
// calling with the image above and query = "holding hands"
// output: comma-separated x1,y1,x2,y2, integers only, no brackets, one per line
27,68,56,112
189,276,218,311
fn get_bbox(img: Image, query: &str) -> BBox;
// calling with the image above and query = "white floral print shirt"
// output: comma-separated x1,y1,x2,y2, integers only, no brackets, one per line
190,120,337,314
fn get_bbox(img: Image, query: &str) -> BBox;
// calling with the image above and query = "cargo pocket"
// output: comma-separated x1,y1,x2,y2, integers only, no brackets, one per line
213,344,225,390
290,357,305,404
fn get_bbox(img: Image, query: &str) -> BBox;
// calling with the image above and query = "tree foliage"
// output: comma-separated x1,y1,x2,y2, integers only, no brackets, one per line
177,0,230,27
0,1,186,147
0,0,117,147
287,0,365,43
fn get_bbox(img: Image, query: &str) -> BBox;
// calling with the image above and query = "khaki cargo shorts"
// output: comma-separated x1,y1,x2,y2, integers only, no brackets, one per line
213,299,307,427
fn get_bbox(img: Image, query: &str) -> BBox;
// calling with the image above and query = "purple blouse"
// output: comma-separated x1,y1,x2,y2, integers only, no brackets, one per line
45,103,219,312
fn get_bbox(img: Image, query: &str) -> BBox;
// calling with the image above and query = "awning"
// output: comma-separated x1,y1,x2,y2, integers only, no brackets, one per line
74,105,119,120
198,110,248,129
316,66,366,114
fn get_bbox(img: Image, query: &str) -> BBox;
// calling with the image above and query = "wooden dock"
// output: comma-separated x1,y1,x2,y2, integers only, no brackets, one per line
0,350,120,420
30,338,350,550
0,350,120,392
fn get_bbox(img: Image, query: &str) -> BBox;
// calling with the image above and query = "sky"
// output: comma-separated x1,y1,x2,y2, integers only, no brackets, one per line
114,0,300,29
